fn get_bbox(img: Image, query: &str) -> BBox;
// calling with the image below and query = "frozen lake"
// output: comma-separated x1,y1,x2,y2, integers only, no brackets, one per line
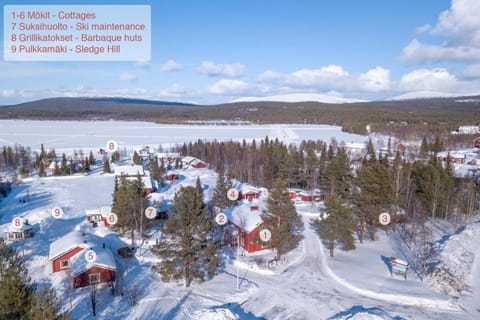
0,120,367,152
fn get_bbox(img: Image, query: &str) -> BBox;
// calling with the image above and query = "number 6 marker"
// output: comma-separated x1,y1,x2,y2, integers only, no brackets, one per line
108,213,118,225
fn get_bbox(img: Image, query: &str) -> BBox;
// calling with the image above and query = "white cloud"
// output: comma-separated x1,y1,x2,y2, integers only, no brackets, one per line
402,39,480,63
460,64,480,79
159,83,189,97
255,65,390,93
402,0,480,63
135,60,150,69
207,79,251,95
119,72,137,81
160,59,182,72
196,61,245,77
416,24,431,34
2,89,16,97
398,68,457,91
358,67,391,92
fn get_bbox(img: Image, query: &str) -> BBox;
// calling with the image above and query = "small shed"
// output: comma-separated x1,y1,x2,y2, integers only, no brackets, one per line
71,246,116,289
5,222,34,241
166,172,179,181
86,207,112,227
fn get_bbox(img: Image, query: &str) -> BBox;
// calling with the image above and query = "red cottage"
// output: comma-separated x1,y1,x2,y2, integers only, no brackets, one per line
48,232,88,273
226,204,269,253
71,246,116,289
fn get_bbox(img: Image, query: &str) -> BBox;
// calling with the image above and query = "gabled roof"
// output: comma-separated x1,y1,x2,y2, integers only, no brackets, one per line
85,206,111,217
226,203,264,233
5,222,33,233
114,165,144,177
70,245,116,277
48,231,89,261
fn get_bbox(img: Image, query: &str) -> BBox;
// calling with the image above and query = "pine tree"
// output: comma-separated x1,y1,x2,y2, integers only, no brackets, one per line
150,158,162,182
321,147,351,197
132,151,141,165
311,195,356,257
88,151,95,166
262,179,303,258
0,239,35,318
355,159,394,241
38,161,46,177
111,176,146,246
153,186,219,287
60,154,68,175
27,285,70,320
212,167,230,210
103,159,111,174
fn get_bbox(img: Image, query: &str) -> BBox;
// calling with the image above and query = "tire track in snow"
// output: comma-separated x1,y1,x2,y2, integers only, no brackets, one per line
302,216,461,312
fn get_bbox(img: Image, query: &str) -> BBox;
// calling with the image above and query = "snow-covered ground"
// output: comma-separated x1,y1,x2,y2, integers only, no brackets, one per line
0,120,367,154
0,120,478,319
0,168,473,319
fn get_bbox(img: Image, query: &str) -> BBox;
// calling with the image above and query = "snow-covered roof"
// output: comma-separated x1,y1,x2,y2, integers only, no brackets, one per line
126,176,154,190
114,165,144,177
226,203,264,233
5,222,33,232
85,206,111,217
48,231,89,261
70,245,116,277
181,156,196,163
345,142,367,150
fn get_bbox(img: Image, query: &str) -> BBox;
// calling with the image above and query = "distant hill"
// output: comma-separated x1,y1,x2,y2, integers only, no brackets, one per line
1,95,480,135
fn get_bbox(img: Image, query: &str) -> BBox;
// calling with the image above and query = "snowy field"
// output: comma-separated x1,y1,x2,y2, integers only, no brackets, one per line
0,120,478,319
0,120,367,152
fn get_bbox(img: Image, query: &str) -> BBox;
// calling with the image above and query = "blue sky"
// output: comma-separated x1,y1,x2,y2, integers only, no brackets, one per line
1,0,480,105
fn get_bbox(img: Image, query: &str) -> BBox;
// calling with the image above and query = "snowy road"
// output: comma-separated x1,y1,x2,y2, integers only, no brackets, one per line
240,216,464,319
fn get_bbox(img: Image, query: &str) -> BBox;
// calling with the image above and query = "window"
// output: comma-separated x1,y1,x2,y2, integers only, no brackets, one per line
60,259,70,269
89,273,101,284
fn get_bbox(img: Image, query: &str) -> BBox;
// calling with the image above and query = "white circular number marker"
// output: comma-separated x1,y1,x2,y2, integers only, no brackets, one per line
51,207,64,219
85,250,96,263
11,217,23,230
108,213,118,225
145,206,156,219
215,212,228,226
227,188,239,201
379,212,391,226
106,140,118,153
259,229,272,242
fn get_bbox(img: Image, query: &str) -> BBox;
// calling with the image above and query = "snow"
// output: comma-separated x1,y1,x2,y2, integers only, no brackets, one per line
230,93,366,104
113,165,144,177
70,245,116,277
0,120,477,319
48,231,88,261
389,91,460,101
0,120,368,153
225,203,264,233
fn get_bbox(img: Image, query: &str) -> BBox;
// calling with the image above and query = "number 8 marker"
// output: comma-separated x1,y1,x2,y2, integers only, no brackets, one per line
11,217,23,230
106,140,118,152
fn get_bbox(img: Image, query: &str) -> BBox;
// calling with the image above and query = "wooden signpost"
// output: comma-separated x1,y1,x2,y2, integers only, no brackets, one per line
389,257,409,280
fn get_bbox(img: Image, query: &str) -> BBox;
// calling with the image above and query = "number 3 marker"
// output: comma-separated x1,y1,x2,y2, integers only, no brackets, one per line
379,212,391,226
